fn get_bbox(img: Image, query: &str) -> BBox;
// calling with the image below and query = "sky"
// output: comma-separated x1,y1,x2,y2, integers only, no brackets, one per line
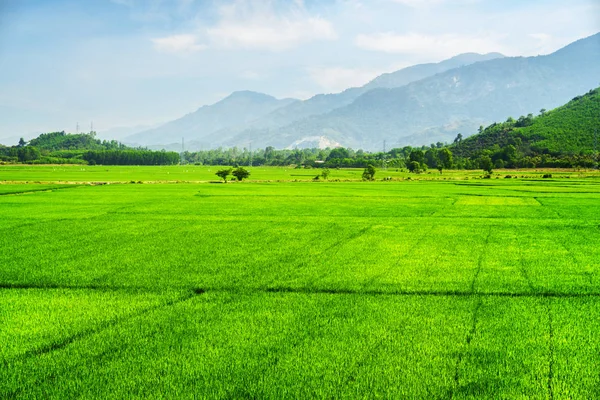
0,0,598,142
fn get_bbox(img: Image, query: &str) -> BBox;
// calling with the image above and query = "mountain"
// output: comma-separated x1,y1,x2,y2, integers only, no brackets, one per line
214,52,506,147
128,53,506,149
452,87,600,158
126,91,298,148
362,52,504,90
235,32,600,150
97,124,161,141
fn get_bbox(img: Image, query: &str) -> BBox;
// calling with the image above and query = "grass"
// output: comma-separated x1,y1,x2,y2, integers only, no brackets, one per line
1,164,599,183
1,166,600,398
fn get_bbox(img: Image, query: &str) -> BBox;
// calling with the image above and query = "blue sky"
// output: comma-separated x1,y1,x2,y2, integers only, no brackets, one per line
0,0,598,142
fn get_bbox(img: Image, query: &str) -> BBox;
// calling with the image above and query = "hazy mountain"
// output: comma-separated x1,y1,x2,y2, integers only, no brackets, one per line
213,52,506,146
232,33,599,150
126,91,298,147
362,52,504,90
129,53,505,149
98,124,161,141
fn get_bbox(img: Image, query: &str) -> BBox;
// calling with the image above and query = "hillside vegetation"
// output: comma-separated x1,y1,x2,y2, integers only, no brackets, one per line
0,131,179,165
451,88,599,167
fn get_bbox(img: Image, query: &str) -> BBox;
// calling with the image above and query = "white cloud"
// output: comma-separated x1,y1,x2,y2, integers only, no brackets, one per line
206,1,337,51
152,34,207,53
308,66,384,93
355,32,507,59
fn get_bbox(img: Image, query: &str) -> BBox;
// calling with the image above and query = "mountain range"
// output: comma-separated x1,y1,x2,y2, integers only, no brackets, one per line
125,33,600,151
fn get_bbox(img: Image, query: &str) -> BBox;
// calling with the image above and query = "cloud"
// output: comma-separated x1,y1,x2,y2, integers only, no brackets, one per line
152,34,207,53
355,32,507,59
206,0,337,50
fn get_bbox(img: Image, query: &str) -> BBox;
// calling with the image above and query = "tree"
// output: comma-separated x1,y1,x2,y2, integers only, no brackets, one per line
437,148,453,174
215,168,232,182
409,150,424,165
362,164,376,181
424,148,438,169
479,155,493,174
326,147,350,161
232,167,250,181
407,161,421,173
321,168,330,180
453,133,463,144
17,137,26,147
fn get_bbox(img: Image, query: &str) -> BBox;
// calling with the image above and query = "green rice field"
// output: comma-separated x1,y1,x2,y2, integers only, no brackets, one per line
1,166,600,398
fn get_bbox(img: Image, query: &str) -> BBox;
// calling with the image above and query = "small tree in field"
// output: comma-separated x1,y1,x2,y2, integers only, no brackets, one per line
407,161,421,173
321,168,331,180
437,148,453,174
232,167,250,181
479,156,493,175
362,164,376,181
215,168,232,182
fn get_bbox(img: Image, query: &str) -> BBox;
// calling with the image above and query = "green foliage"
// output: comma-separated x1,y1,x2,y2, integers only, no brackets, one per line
362,164,376,180
82,150,179,166
1,178,600,397
407,160,421,173
0,131,179,166
232,167,251,181
321,168,331,180
215,168,232,182
437,148,453,173
450,87,600,168
479,155,493,174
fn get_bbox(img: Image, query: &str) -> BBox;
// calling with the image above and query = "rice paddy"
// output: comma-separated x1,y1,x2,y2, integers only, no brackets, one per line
1,166,599,398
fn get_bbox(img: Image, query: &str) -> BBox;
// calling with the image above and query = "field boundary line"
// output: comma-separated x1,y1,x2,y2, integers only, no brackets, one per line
469,227,492,293
547,299,555,400
204,286,600,298
0,185,83,197
516,232,537,293
450,297,483,399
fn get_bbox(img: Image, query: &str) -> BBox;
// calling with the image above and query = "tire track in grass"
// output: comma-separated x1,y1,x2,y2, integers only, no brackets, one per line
1,289,202,369
450,297,483,399
516,231,536,293
210,286,600,298
0,185,82,196
469,227,492,294
547,299,555,400
5,283,600,298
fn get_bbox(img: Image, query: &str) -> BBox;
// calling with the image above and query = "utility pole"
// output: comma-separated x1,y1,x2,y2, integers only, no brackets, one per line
180,137,184,165
90,121,94,133
76,122,79,134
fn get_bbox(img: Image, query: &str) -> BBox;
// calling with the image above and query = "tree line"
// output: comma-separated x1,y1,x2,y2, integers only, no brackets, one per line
0,132,179,165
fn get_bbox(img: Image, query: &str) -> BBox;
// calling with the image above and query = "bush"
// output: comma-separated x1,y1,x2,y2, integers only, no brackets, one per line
362,165,376,181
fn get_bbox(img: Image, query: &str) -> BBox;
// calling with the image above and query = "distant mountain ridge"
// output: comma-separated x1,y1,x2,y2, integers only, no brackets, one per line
236,32,600,150
126,33,600,151
362,52,504,90
126,52,508,150
126,91,298,147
